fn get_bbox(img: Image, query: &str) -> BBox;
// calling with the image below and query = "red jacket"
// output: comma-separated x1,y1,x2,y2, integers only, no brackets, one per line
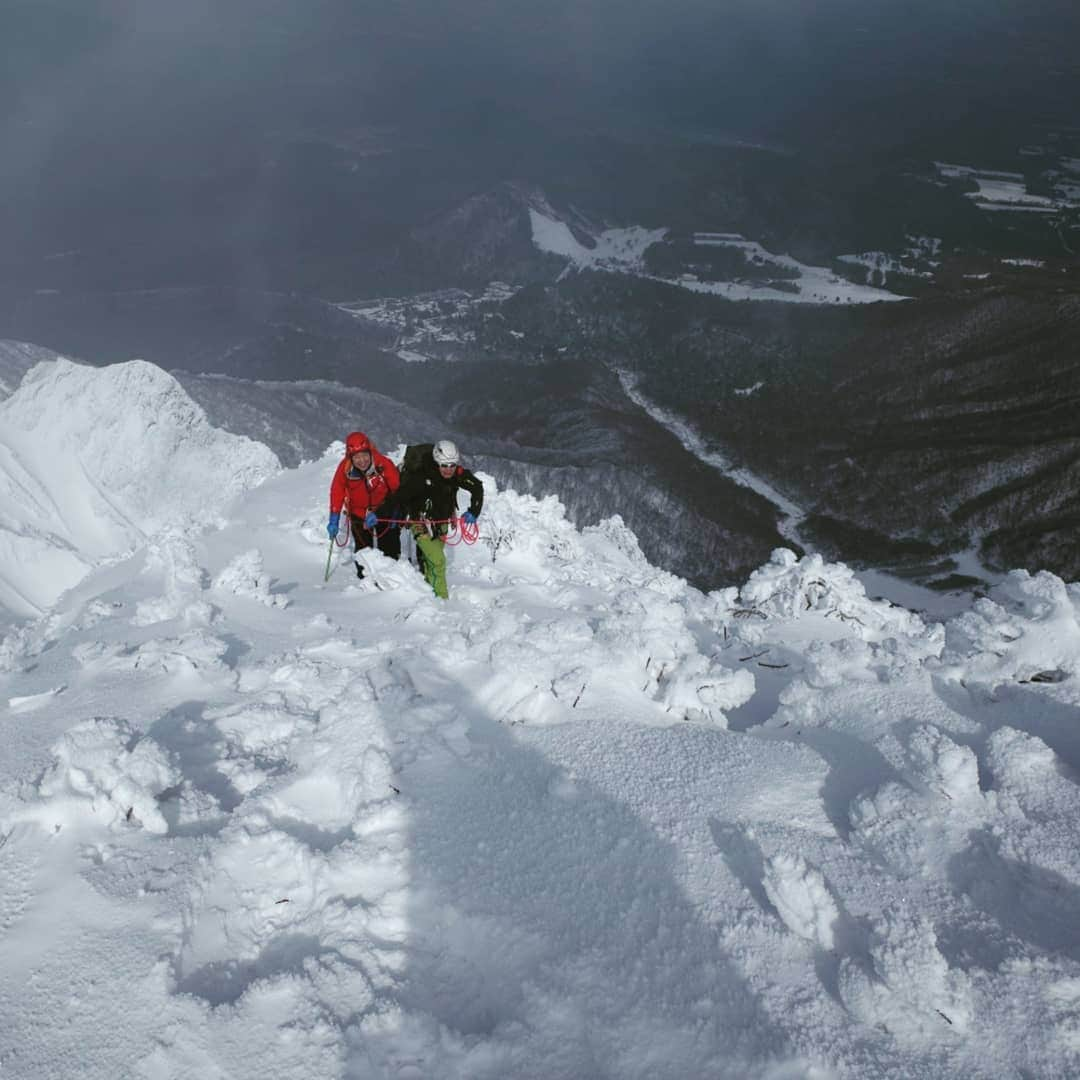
329,447,400,517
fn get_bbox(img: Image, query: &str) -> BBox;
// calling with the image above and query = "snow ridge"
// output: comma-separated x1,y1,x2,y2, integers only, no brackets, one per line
1,360,1079,1078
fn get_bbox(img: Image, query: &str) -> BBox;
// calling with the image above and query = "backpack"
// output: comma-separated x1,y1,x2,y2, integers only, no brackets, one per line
400,443,434,480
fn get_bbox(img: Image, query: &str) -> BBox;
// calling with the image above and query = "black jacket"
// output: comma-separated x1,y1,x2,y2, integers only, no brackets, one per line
397,444,484,526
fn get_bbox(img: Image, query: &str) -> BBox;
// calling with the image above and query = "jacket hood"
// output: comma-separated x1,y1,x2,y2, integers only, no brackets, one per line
345,431,375,456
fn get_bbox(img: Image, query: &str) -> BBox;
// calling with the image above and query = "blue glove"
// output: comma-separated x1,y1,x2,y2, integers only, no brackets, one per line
327,512,340,539
461,511,476,526
363,510,378,528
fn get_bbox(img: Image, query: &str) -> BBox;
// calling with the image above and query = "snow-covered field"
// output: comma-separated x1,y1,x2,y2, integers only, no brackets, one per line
529,212,907,305
687,234,906,305
2,359,1080,1078
935,162,1076,213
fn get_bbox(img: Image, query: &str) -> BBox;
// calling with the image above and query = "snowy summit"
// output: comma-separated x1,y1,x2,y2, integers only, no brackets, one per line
1,359,1079,1078
0,358,279,616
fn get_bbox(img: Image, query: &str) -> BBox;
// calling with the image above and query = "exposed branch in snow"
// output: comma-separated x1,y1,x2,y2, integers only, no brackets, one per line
643,662,668,691
1023,669,1068,684
481,525,514,563
826,609,866,627
739,650,769,662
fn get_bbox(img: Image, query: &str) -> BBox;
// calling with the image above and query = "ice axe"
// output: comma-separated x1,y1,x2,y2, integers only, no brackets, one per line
323,536,335,582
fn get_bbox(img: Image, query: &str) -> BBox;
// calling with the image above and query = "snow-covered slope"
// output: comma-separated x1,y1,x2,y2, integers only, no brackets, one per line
0,359,279,618
1,371,1080,1077
0,340,64,401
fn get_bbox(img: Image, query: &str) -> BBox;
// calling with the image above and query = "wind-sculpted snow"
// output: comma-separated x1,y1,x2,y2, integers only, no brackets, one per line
212,548,291,610
33,717,180,835
940,568,1080,688
761,853,840,950
838,906,974,1042
0,441,1079,1078
0,358,279,617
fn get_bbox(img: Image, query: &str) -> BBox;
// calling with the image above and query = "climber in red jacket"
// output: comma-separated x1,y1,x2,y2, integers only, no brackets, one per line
327,431,401,578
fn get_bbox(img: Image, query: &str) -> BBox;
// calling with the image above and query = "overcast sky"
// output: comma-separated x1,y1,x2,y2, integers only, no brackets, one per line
2,0,1078,294
6,1,1079,153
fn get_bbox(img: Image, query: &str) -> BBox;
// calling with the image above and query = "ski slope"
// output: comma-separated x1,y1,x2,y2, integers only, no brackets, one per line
2,360,1080,1079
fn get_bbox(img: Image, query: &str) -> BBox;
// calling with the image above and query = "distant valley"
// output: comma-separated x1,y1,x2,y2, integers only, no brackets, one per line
3,126,1078,592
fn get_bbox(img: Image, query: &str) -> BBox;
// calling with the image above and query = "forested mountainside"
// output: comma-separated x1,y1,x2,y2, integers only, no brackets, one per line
459,276,1080,581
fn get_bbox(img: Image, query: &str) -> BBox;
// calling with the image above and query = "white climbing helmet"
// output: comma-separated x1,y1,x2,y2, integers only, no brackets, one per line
432,439,460,467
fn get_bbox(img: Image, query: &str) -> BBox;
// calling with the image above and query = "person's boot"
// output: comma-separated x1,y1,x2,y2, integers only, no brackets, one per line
354,560,365,580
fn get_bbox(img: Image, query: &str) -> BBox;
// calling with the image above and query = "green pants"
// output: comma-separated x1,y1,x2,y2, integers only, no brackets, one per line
413,529,448,599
